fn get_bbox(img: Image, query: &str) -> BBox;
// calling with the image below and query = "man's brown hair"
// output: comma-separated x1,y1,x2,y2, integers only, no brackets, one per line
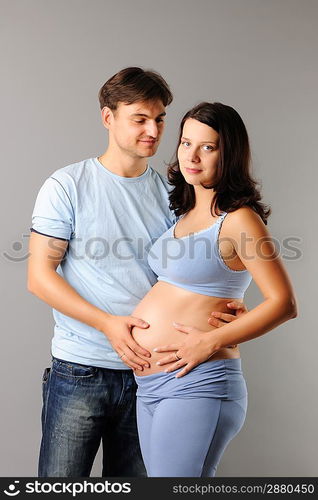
98,67,173,110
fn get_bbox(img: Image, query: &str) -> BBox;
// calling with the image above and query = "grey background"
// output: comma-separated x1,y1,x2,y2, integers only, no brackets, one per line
1,0,317,476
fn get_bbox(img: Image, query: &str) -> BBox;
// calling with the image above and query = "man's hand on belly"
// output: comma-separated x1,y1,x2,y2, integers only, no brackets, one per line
101,314,152,371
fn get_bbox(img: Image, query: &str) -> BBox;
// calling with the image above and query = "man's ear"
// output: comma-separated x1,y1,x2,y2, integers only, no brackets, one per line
101,106,114,130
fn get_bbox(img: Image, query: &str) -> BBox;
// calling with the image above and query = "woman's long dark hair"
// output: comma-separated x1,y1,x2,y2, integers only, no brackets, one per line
167,102,271,224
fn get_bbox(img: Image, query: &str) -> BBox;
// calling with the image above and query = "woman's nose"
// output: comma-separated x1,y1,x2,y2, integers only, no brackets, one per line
187,150,200,163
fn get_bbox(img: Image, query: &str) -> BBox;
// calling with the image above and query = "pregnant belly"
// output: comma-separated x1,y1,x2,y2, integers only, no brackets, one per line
131,281,241,375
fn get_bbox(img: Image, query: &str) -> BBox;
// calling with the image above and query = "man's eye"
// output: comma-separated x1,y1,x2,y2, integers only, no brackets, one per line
156,118,164,123
134,120,145,123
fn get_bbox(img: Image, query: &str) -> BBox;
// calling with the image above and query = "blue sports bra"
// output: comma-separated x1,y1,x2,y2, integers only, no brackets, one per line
148,212,252,299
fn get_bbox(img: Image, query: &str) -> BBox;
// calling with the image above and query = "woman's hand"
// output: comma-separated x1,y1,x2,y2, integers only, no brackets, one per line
153,301,248,377
153,322,220,378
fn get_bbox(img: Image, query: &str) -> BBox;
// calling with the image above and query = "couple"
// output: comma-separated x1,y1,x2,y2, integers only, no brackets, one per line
28,67,297,477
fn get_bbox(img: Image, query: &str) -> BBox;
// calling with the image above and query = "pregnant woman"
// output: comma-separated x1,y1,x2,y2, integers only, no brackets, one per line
130,102,297,477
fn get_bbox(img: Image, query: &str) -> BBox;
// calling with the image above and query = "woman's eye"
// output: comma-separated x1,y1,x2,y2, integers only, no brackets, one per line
181,141,190,147
203,145,215,151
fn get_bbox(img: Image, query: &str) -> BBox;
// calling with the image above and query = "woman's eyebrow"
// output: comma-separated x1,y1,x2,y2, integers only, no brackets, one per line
181,136,218,145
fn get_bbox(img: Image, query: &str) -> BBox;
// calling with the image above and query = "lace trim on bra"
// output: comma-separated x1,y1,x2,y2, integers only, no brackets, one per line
172,213,225,240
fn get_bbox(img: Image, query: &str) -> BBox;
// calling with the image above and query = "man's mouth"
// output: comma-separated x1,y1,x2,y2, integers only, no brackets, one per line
139,139,157,145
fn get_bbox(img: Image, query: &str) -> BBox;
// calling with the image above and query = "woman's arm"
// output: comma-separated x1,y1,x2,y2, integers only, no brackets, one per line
155,207,298,376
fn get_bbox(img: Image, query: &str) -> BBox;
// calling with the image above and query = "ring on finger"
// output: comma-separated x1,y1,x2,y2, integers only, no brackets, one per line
175,352,181,361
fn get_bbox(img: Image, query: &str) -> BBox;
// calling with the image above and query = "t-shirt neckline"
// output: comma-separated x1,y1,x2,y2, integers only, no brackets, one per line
93,157,150,182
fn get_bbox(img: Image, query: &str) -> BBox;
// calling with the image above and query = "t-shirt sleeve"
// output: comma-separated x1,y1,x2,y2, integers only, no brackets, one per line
30,176,75,241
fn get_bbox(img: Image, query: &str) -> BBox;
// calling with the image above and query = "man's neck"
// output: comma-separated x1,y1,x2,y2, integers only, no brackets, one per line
98,149,148,178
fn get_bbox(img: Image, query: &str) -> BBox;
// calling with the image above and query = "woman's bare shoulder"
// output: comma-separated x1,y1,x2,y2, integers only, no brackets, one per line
225,206,265,227
221,207,269,244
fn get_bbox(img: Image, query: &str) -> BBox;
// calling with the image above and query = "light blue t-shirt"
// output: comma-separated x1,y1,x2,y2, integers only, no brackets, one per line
30,157,176,369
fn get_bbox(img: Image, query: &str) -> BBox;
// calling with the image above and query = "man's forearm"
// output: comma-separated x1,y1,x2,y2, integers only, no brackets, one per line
28,269,109,333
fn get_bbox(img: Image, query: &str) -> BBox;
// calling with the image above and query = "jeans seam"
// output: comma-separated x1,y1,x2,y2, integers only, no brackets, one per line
52,371,96,380
42,367,51,438
117,372,126,407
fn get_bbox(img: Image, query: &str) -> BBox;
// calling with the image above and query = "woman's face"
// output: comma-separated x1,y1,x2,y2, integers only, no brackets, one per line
177,118,220,186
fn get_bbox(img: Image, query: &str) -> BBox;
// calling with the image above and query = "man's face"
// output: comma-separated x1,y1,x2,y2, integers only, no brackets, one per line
107,100,166,159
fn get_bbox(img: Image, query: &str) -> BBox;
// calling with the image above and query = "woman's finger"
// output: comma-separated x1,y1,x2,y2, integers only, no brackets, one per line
172,322,194,334
153,343,181,353
156,354,181,366
163,359,187,373
175,363,196,378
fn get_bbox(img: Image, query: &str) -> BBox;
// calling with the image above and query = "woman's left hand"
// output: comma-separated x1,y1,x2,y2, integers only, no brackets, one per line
153,322,220,378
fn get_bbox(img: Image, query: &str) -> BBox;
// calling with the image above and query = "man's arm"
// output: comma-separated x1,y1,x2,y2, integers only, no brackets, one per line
28,232,151,370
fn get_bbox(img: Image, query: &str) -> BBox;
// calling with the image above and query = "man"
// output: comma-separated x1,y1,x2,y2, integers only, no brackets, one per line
28,67,247,477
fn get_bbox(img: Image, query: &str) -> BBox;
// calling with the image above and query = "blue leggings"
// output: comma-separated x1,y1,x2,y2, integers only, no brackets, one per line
135,358,247,477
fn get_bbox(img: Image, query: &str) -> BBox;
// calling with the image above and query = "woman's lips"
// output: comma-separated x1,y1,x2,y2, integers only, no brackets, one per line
185,167,202,174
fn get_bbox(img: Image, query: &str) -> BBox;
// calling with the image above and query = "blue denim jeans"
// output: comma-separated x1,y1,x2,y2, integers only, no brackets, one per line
38,356,146,477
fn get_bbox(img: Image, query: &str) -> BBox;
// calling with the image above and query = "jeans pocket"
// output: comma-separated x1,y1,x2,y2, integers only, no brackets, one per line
52,357,97,379
42,367,51,385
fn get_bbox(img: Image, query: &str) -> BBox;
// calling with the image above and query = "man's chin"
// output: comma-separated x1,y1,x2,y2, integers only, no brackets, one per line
136,146,158,158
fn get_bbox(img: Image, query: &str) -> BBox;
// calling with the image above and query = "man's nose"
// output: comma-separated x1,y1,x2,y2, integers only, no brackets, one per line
145,121,159,138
